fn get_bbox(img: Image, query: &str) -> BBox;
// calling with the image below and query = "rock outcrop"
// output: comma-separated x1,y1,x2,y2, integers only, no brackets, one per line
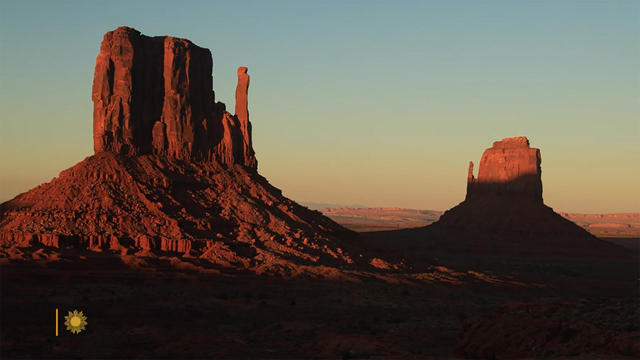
0,27,360,276
466,136,542,202
92,26,256,168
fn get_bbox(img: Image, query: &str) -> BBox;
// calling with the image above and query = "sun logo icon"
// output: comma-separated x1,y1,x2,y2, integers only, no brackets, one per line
64,310,88,334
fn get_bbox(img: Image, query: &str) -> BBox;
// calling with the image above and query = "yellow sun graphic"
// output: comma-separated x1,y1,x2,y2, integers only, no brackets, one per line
64,310,88,334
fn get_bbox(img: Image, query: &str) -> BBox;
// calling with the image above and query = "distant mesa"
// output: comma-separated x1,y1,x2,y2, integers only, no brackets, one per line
0,26,358,275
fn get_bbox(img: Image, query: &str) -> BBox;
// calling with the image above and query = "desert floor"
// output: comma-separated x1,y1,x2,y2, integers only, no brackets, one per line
1,238,637,359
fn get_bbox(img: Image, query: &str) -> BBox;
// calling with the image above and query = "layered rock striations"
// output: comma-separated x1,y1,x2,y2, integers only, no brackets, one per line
92,26,256,167
0,27,359,275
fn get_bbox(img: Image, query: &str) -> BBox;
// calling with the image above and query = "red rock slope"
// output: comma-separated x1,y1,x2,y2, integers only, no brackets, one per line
0,27,357,274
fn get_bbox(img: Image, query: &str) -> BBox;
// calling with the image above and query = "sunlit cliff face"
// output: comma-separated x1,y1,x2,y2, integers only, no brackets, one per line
92,26,256,168
466,136,542,202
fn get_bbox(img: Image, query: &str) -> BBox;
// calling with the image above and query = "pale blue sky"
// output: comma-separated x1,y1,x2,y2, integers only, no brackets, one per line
1,0,638,212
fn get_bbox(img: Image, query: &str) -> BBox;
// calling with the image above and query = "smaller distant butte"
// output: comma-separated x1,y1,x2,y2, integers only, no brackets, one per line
466,136,542,201
429,136,628,258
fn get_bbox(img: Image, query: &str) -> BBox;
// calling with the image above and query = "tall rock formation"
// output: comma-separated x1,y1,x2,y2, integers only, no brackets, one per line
0,27,360,276
466,136,542,201
92,26,256,168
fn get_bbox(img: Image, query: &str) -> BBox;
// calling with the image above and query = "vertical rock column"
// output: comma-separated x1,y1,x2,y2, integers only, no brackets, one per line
235,66,257,168
158,37,215,160
466,161,475,195
92,27,153,155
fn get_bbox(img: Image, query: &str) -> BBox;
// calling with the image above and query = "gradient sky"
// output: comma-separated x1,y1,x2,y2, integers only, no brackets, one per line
1,0,638,212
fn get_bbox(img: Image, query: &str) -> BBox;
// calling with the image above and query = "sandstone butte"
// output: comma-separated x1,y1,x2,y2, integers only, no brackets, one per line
431,136,626,258
92,27,256,167
0,27,360,275
466,136,542,201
